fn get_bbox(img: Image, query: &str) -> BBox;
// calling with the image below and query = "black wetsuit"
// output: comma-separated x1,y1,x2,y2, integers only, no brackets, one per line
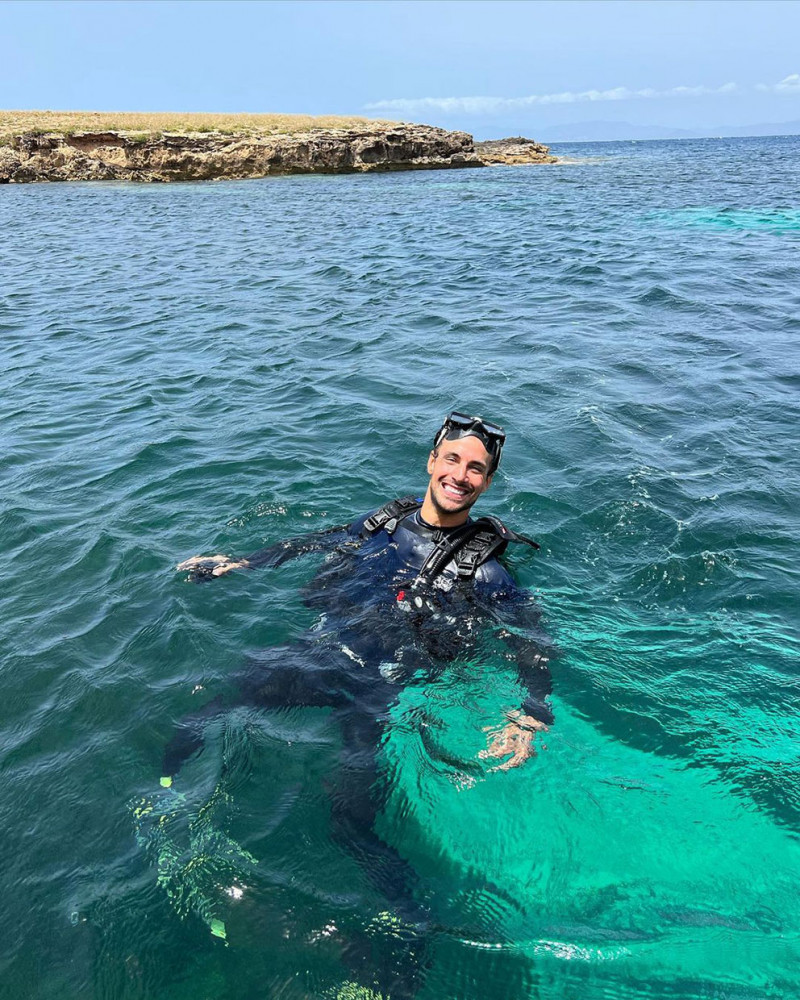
165,505,552,988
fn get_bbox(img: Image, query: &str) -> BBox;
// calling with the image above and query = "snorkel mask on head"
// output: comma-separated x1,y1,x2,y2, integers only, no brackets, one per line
433,411,506,474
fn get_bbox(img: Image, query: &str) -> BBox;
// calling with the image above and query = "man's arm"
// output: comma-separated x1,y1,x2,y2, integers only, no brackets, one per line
176,523,353,580
480,587,555,771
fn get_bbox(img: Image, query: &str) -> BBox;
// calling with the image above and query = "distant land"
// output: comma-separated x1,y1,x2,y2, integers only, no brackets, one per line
532,119,800,143
0,110,555,183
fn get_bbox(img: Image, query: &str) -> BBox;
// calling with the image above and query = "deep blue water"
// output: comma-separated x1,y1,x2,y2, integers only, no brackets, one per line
2,134,799,999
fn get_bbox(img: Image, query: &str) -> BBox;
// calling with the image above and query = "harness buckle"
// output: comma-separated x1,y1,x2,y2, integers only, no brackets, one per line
362,514,381,533
360,495,424,540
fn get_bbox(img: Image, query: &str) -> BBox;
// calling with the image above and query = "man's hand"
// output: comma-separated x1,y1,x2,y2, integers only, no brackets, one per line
479,711,548,772
176,554,250,580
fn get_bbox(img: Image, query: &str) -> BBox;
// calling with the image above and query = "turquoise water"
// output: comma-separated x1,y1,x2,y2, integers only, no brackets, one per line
2,134,799,999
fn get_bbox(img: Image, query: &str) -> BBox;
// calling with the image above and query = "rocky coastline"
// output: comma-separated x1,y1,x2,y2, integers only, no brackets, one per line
0,124,477,183
474,136,558,164
0,120,555,183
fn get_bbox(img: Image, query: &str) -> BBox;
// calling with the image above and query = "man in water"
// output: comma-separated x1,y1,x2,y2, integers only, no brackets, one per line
176,411,551,770
169,412,553,993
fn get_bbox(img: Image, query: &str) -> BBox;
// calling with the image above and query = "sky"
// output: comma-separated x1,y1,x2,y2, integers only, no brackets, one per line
3,0,800,141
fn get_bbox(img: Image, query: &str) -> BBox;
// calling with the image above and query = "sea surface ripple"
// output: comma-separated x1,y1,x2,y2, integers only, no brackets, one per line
1,134,799,999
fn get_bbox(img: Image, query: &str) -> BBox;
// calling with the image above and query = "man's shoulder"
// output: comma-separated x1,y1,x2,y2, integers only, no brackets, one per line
347,510,373,537
474,556,518,592
349,496,425,539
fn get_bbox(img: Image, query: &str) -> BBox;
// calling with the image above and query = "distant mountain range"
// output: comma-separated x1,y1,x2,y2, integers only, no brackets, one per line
534,120,800,143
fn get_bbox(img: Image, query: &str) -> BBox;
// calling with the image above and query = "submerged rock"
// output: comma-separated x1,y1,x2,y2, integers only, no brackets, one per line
474,136,557,165
0,124,484,183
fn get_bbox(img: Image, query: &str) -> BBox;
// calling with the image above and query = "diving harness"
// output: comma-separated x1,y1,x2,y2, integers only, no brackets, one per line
360,495,539,588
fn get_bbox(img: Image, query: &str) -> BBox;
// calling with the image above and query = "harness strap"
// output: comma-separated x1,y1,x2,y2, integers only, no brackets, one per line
413,520,477,585
454,528,507,579
415,515,539,584
361,495,423,537
361,496,539,582
478,514,540,550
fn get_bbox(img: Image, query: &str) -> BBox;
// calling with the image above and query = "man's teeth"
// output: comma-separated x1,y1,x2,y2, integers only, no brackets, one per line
442,483,468,498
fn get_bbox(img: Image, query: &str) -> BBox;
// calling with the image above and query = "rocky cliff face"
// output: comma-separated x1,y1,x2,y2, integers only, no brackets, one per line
0,124,484,183
474,137,556,164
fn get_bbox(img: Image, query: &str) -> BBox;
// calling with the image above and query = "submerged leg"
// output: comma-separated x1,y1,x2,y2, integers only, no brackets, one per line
329,711,434,998
235,642,352,712
150,644,354,940
161,694,225,781
330,762,423,914
161,643,350,781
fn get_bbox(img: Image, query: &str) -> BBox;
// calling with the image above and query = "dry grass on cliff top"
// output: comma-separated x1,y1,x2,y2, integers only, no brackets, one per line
0,110,399,142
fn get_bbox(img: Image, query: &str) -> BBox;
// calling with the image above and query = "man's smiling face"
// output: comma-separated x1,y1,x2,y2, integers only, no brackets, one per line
423,435,494,526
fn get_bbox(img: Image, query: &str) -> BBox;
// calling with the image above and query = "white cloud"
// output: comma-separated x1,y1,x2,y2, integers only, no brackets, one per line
365,82,742,116
756,73,800,93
